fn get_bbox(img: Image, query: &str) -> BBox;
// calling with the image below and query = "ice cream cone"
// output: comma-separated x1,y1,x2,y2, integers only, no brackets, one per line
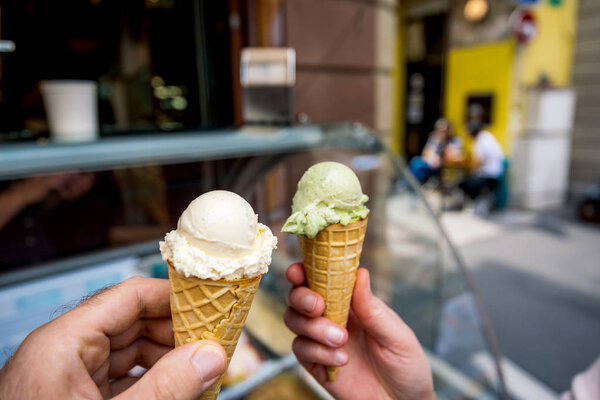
296,216,368,382
168,263,262,400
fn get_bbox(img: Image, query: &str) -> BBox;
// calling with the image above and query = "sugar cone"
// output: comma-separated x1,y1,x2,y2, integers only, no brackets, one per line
296,216,368,382
168,263,261,400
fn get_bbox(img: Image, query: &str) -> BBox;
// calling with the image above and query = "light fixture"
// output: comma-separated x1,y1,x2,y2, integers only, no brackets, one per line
464,0,490,23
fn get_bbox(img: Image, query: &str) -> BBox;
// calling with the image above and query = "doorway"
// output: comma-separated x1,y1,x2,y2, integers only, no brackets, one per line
404,13,448,159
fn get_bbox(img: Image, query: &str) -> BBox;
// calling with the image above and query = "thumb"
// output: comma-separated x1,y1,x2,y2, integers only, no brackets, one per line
351,269,415,348
114,340,227,400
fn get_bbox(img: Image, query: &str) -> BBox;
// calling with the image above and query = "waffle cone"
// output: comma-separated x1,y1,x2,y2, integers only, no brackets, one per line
296,216,368,382
168,263,261,400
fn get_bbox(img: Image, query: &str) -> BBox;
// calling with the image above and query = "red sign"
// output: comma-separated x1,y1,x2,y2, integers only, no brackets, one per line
511,9,537,44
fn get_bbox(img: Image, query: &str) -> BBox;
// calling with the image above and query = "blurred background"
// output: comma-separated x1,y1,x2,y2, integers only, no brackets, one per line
0,0,598,399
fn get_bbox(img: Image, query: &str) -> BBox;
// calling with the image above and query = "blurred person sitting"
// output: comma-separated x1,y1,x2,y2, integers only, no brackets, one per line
408,118,464,184
0,172,117,269
459,105,505,216
0,174,93,231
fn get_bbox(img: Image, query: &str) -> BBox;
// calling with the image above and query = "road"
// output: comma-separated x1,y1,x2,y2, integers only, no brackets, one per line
443,210,600,392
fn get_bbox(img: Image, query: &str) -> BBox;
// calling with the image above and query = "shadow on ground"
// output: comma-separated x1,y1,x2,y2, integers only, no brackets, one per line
470,262,600,392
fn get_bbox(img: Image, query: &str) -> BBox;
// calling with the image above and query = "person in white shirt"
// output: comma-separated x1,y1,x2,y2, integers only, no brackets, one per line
459,105,505,213
473,129,504,179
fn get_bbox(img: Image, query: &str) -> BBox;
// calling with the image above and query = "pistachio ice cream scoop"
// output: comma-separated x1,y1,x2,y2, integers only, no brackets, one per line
282,161,369,238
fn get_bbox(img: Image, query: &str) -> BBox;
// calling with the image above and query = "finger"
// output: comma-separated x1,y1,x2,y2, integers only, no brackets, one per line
110,376,139,396
298,359,328,384
283,308,347,348
351,269,415,349
292,336,348,367
286,263,306,286
286,286,325,317
93,362,111,398
113,341,227,400
109,337,172,378
69,277,170,336
110,317,174,349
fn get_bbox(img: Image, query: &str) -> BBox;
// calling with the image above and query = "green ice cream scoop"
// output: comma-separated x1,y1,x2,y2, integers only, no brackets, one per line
282,161,369,238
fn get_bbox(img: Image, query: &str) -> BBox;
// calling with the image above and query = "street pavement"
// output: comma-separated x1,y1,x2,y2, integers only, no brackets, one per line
442,210,600,393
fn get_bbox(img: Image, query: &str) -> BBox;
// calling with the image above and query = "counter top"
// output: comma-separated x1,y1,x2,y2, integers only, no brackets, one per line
0,123,381,180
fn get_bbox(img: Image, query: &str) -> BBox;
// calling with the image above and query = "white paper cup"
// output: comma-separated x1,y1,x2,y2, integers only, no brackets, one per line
40,80,99,143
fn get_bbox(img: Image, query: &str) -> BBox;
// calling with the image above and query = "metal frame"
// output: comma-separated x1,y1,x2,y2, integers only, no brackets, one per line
0,123,380,181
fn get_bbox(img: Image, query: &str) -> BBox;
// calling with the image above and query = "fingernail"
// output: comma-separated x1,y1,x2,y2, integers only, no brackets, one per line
334,351,348,366
192,343,226,382
302,296,317,312
326,327,344,345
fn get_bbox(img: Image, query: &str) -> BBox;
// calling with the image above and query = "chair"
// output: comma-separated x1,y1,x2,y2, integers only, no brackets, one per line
495,159,509,211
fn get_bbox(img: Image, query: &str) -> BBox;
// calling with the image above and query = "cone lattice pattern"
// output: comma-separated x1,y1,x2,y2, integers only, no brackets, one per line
297,217,368,381
168,264,261,400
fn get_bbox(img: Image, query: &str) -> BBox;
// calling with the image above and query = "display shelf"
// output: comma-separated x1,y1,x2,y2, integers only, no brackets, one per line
0,123,381,180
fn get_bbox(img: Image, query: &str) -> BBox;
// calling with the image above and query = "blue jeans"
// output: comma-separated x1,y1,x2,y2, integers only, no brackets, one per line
408,156,437,184
459,176,499,200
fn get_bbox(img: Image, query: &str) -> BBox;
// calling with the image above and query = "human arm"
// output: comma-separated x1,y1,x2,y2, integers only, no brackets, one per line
0,277,226,400
443,139,467,165
0,173,94,230
421,139,443,169
0,175,66,229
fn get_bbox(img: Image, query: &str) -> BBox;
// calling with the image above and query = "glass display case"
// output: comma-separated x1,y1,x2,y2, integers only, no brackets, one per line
0,0,234,141
0,124,507,399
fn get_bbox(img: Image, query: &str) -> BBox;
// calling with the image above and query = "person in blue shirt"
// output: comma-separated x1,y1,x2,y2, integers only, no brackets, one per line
408,118,464,184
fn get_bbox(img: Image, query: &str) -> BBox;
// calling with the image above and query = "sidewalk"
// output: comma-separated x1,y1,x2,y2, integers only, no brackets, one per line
441,209,600,393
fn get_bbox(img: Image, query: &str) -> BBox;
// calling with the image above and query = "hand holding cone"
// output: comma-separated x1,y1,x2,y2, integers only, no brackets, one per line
168,264,261,400
297,217,368,381
160,190,277,400
283,161,370,382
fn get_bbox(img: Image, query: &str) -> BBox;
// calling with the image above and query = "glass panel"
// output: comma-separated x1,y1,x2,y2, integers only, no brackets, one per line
0,146,505,398
0,158,266,273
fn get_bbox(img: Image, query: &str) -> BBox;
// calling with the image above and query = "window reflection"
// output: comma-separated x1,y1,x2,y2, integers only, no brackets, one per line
0,172,111,268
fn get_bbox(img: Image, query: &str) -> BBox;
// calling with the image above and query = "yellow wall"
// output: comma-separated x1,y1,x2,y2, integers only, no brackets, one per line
393,4,406,154
409,1,578,156
522,0,578,87
445,41,514,153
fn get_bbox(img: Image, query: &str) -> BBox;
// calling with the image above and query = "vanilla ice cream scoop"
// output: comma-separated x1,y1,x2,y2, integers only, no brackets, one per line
178,191,259,258
160,190,277,280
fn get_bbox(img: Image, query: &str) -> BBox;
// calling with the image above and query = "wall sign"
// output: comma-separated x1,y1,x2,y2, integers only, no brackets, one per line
511,9,537,44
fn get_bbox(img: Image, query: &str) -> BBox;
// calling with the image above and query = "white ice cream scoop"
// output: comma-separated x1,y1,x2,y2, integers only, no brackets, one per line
161,190,277,280
177,190,260,258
